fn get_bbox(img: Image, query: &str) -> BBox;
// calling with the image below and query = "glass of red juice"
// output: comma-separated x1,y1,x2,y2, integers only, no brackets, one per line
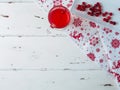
48,5,71,29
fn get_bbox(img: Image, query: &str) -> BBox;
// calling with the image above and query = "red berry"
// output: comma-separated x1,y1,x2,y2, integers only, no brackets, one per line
118,8,120,11
103,18,109,22
89,7,93,11
87,12,94,16
107,16,112,20
109,21,117,25
87,4,92,8
94,2,102,9
109,21,113,24
104,12,108,15
96,2,101,5
95,12,101,17
113,23,116,25
102,13,107,17
76,2,117,25
82,5,86,11
109,12,113,16
88,2,102,17
82,2,86,5
77,5,81,10
77,5,86,11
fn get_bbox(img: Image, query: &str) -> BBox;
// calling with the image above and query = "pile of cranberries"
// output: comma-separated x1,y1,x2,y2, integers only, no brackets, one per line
76,2,118,25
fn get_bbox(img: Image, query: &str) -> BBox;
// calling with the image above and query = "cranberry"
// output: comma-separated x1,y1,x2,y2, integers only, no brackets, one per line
109,12,113,16
76,2,117,25
86,4,92,8
95,13,101,17
102,13,107,17
109,21,117,25
77,5,81,10
77,5,86,11
118,8,120,11
88,2,102,17
103,18,109,22
82,2,86,5
107,16,112,20
105,12,109,14
87,12,94,16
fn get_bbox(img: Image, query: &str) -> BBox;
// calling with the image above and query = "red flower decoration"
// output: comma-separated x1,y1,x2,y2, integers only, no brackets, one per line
69,31,84,41
115,32,119,35
96,48,100,52
108,69,120,82
73,18,83,27
112,60,120,69
87,53,96,61
90,37,99,46
117,75,120,82
99,59,103,63
103,27,112,34
111,39,120,49
53,0,62,6
89,21,96,28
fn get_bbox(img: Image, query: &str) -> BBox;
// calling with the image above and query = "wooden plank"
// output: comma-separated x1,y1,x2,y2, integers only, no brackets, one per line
0,3,64,36
0,37,118,90
0,71,117,90
0,0,33,2
0,37,99,69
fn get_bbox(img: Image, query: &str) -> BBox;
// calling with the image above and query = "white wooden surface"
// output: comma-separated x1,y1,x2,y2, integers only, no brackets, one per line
0,1,118,90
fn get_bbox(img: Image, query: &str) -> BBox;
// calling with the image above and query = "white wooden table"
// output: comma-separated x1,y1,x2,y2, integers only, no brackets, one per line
0,0,118,90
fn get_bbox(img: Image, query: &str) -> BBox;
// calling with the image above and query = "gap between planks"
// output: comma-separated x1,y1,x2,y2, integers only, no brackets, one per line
0,68,101,71
0,1,34,3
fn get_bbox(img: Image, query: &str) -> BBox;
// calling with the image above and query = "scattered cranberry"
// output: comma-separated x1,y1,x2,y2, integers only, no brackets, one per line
77,4,86,11
103,18,109,22
109,21,117,25
109,12,113,16
87,12,94,16
102,12,108,17
82,2,86,5
104,12,108,14
88,2,102,16
76,2,117,25
86,4,92,8
107,16,112,20
118,8,120,11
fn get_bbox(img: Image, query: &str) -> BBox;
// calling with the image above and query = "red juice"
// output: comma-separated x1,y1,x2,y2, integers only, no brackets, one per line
48,6,71,29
